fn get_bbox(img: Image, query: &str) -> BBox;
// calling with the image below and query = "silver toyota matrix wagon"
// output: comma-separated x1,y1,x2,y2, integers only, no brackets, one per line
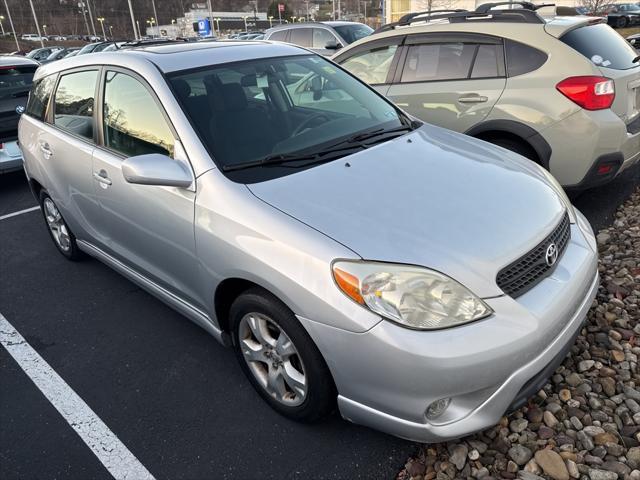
19,40,598,442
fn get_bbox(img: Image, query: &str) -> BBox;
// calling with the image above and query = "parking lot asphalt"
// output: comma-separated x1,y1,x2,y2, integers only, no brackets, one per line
1,163,638,480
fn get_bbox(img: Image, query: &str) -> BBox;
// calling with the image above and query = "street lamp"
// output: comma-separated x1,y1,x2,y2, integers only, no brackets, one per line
0,16,5,36
42,24,47,37
136,19,140,38
97,17,106,40
268,15,273,28
214,18,221,35
243,16,248,30
109,25,113,38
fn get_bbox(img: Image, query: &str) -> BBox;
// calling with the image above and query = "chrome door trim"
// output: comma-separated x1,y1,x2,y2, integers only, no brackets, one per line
76,239,225,344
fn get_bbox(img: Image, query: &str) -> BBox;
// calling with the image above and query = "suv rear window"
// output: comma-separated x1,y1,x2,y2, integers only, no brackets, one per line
561,24,640,71
0,64,37,102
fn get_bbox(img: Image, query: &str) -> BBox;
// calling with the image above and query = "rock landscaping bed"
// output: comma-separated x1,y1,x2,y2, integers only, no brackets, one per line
399,188,640,480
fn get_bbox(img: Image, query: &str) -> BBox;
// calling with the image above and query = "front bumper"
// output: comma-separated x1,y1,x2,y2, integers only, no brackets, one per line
299,217,598,442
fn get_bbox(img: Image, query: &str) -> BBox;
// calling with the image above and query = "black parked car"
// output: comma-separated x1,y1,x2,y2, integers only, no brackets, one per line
0,56,38,173
607,3,640,28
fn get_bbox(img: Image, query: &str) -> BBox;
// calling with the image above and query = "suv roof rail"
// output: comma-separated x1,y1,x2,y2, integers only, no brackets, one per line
375,4,548,32
475,2,555,13
119,38,188,49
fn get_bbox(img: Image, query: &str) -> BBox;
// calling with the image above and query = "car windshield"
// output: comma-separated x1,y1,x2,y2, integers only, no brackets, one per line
169,54,405,182
561,24,640,70
0,65,37,100
333,24,373,44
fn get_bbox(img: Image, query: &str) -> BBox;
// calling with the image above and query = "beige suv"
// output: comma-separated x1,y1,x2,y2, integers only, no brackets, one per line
332,3,640,189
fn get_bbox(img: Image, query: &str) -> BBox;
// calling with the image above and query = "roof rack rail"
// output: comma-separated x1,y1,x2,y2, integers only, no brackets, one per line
475,2,555,13
119,38,189,49
375,5,546,32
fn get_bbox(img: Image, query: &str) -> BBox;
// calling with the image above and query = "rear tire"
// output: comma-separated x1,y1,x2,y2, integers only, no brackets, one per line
230,288,335,422
486,136,539,163
617,16,629,28
39,191,83,261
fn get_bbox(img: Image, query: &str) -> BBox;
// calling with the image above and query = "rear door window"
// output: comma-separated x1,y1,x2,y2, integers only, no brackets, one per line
401,43,476,82
561,24,640,71
25,74,56,121
471,44,502,78
504,40,548,77
289,28,312,48
269,30,288,42
53,70,99,140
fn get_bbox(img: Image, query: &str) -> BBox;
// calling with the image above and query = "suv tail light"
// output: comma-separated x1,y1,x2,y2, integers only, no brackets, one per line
556,76,615,111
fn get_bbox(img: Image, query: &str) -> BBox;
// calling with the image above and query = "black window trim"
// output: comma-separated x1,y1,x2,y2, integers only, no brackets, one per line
394,33,507,85
95,65,180,161
48,65,102,146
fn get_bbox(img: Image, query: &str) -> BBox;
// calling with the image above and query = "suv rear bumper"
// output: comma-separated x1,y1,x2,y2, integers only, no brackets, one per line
0,140,23,173
540,108,640,187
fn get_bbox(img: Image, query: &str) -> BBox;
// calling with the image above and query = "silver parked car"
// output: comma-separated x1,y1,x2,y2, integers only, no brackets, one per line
19,41,598,442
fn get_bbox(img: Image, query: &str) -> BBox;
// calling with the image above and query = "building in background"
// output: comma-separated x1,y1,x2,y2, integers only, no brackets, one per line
147,8,271,37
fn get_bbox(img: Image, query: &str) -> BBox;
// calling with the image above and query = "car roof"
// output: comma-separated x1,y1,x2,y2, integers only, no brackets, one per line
0,55,39,67
33,41,310,80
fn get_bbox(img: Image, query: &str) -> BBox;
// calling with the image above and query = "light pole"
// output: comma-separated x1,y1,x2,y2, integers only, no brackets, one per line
97,17,106,40
126,0,137,40
0,15,5,35
151,0,159,31
109,25,113,38
214,18,220,36
85,0,97,37
136,20,141,39
3,0,18,51
42,24,47,37
243,16,248,31
268,15,273,28
27,0,44,47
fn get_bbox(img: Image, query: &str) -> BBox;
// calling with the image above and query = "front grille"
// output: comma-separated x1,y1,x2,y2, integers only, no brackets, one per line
496,213,570,298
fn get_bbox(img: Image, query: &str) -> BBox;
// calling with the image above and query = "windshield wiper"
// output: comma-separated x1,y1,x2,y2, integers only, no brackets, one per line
222,143,370,172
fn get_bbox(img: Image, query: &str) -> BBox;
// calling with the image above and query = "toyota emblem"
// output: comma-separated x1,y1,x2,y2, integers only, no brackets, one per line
545,242,558,267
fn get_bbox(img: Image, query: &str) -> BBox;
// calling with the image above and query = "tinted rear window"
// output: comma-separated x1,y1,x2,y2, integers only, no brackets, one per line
561,24,640,71
505,40,548,77
0,65,37,100
26,74,56,121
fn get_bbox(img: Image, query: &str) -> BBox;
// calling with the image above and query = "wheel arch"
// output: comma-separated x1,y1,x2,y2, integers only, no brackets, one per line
465,120,552,170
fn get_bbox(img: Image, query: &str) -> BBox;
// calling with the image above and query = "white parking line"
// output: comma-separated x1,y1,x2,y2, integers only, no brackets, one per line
0,313,155,480
0,206,40,221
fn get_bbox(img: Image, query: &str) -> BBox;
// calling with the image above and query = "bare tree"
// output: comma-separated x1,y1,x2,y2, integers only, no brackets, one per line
578,0,610,15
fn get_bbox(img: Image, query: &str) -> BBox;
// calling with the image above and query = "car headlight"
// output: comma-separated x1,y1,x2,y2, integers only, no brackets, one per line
332,261,493,330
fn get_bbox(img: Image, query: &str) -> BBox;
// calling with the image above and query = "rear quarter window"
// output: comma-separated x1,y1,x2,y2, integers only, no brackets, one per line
25,74,56,121
560,24,640,71
269,30,288,42
505,40,548,77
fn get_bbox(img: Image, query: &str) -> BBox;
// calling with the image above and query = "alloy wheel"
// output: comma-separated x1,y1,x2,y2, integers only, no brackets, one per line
238,312,307,406
43,197,71,252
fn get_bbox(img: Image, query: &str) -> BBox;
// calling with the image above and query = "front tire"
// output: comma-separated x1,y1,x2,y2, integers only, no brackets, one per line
39,191,83,261
487,137,539,163
617,16,629,28
230,288,335,422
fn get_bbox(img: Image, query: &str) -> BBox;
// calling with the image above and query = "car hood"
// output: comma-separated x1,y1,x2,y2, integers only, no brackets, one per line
247,125,567,298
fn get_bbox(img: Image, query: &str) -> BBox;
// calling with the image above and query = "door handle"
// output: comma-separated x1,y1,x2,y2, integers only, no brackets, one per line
39,141,53,159
458,95,489,104
93,171,112,186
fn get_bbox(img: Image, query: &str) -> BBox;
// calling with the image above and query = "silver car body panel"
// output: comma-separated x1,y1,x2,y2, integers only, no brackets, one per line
20,42,599,441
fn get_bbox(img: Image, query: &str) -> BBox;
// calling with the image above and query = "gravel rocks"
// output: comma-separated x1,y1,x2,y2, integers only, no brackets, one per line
399,190,640,480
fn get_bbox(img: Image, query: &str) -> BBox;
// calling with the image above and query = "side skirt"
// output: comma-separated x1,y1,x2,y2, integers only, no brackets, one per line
76,240,226,345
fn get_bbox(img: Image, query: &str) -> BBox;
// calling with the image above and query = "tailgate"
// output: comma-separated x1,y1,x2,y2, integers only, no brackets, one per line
600,65,640,126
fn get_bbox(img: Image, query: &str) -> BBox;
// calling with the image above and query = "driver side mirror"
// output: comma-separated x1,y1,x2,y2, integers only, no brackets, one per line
324,40,343,50
122,153,193,188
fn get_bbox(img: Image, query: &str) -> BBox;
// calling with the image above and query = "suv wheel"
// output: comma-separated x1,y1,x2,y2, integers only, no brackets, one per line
617,16,629,28
487,137,539,163
230,288,335,422
40,191,83,260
